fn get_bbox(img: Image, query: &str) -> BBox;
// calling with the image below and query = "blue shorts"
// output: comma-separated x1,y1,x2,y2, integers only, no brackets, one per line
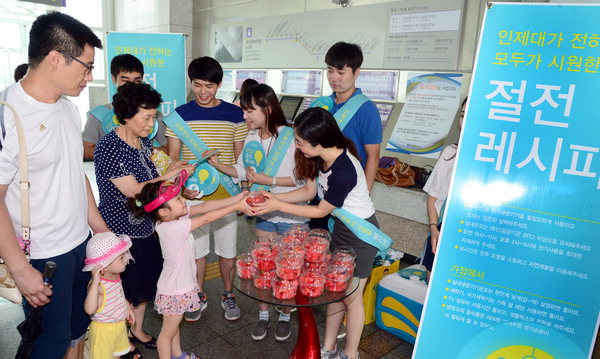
255,218,294,235
24,233,92,359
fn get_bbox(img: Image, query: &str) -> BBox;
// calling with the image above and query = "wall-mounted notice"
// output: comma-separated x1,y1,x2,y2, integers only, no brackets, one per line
235,70,267,90
386,72,462,158
281,70,323,96
107,32,186,116
356,70,399,102
376,103,395,130
213,4,386,69
298,97,316,115
413,4,600,359
384,0,464,70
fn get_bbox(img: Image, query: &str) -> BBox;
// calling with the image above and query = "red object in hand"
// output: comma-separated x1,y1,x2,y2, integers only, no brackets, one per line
299,272,326,297
272,277,299,299
246,192,267,206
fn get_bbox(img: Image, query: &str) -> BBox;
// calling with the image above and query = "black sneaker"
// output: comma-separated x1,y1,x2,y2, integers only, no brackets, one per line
251,320,270,341
274,320,291,341
184,293,208,322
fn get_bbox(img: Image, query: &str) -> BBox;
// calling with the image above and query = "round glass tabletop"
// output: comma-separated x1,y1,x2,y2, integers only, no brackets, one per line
231,270,360,307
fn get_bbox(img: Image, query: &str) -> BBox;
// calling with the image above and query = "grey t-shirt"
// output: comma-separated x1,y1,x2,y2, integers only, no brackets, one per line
82,103,167,146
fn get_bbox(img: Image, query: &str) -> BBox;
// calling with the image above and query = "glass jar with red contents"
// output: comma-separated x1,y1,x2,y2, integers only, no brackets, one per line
325,264,351,292
271,276,299,299
303,236,329,263
299,270,326,297
236,252,255,279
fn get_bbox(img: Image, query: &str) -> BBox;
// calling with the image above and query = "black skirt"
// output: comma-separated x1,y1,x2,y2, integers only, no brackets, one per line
121,232,164,306
330,214,380,279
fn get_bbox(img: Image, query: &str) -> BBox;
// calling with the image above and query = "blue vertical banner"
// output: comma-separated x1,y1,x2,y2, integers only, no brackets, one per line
414,3,600,359
106,32,186,116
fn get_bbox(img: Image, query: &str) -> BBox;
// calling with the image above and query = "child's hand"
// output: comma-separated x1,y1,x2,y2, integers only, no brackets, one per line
91,265,102,283
236,196,256,216
251,192,281,216
127,304,135,325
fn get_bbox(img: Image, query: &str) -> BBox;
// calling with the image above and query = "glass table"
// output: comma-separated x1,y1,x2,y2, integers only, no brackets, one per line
232,270,359,359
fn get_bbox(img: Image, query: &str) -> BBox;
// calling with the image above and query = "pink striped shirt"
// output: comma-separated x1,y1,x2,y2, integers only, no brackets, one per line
91,276,128,323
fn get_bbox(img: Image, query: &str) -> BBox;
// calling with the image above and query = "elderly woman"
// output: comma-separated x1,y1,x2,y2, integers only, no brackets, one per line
94,82,192,349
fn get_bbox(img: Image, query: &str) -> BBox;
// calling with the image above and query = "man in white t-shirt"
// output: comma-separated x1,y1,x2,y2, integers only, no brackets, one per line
0,12,109,359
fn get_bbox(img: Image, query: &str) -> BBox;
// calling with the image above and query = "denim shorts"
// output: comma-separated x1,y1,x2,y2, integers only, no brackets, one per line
24,233,91,359
255,218,295,235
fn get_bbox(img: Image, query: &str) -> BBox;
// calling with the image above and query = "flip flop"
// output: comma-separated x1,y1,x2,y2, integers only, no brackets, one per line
121,347,143,359
172,351,201,359
129,329,158,350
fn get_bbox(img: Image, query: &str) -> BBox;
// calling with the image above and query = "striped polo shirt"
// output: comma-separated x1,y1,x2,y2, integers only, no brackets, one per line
166,100,247,164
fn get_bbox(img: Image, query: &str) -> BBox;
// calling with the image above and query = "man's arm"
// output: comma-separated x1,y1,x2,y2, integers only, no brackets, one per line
364,143,380,192
83,142,96,160
0,184,51,307
82,112,103,160
86,175,109,234
233,140,244,161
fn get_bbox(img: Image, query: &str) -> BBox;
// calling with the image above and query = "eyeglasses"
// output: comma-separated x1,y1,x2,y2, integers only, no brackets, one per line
62,52,94,75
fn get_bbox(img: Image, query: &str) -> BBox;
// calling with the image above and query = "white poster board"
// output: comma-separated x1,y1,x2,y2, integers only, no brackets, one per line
386,72,462,158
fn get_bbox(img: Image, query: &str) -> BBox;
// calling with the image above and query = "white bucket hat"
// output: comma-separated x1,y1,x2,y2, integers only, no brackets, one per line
82,232,133,272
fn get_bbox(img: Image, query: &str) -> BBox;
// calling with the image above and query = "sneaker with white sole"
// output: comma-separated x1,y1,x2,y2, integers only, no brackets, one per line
251,320,270,340
321,345,338,359
221,292,241,320
274,320,291,341
184,293,208,322
333,350,360,359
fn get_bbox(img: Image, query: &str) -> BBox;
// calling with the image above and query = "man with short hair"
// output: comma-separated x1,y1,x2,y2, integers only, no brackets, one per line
82,53,168,160
0,12,109,359
319,41,382,189
309,42,382,234
166,56,247,322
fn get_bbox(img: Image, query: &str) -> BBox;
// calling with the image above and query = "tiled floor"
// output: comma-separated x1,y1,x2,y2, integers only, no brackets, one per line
131,215,415,359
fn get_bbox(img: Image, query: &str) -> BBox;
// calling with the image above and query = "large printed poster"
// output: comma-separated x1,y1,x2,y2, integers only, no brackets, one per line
386,73,462,159
106,32,186,116
414,3,600,358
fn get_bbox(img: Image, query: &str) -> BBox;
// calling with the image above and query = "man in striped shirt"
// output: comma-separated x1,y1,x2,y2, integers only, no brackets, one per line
166,57,247,321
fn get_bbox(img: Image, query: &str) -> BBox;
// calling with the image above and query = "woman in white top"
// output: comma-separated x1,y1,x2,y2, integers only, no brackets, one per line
422,97,467,275
209,83,307,342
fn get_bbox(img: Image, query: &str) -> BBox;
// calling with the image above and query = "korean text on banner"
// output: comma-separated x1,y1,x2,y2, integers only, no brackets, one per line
106,32,186,116
413,3,600,359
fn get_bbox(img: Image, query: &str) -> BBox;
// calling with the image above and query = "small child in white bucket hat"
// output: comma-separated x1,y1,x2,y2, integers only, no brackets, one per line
83,232,141,359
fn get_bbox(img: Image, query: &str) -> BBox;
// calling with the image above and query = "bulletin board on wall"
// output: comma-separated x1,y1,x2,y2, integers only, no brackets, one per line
211,0,465,70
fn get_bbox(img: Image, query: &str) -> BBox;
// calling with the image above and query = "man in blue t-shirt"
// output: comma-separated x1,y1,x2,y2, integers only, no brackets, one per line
322,41,382,191
308,42,382,232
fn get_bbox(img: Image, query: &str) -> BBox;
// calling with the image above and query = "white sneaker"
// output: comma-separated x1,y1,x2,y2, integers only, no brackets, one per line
321,345,338,359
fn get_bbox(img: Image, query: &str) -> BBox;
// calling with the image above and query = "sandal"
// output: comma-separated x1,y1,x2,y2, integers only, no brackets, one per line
172,351,201,359
128,329,158,350
121,347,143,359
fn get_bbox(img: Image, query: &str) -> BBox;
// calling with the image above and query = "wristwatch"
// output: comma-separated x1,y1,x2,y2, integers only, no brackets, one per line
271,176,277,187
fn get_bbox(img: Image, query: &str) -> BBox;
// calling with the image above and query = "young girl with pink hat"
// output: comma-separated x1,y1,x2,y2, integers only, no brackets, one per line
83,232,141,359
130,170,251,359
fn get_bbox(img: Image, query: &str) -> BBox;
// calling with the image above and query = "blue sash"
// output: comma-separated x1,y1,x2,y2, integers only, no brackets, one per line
163,111,240,196
316,177,392,256
250,127,294,192
328,208,392,257
310,93,370,131
89,105,161,147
